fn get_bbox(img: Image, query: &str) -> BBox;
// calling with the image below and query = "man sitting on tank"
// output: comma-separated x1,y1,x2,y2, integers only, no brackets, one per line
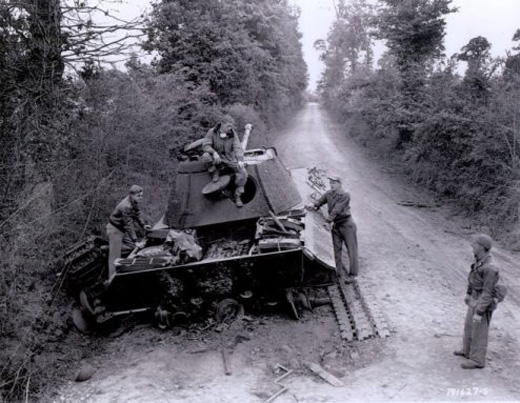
201,115,248,207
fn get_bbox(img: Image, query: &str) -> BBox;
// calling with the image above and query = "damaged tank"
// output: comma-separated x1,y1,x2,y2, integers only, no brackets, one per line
64,129,339,333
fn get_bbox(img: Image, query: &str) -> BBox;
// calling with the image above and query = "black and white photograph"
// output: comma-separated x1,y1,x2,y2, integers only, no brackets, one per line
1,0,520,402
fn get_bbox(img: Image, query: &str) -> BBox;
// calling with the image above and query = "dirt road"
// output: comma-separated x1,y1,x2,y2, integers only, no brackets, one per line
49,103,520,403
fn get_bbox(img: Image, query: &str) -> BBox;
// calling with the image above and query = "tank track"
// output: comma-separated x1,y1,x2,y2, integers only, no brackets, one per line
63,237,107,292
328,279,390,341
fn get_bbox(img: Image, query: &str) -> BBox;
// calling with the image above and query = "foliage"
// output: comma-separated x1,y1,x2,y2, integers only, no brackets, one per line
144,0,307,125
317,0,520,243
316,0,374,110
455,36,496,102
1,1,309,400
372,0,455,76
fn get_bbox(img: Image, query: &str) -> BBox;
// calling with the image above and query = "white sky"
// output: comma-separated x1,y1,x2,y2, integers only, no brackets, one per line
108,0,520,91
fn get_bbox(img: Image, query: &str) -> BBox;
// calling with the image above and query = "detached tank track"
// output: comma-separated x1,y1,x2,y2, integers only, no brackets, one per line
328,279,390,341
328,285,354,341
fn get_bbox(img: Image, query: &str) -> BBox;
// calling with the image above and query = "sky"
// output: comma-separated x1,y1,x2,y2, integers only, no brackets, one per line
106,0,520,91
292,0,520,90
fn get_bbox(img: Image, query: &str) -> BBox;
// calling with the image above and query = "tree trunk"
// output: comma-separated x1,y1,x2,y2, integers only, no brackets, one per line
29,0,64,89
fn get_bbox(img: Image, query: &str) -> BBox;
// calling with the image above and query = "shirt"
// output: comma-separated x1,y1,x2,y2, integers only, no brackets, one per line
314,189,351,223
467,254,499,315
109,196,146,242
202,127,244,163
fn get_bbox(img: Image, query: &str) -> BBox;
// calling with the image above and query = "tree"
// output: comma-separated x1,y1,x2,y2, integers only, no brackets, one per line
0,3,146,399
370,0,456,143
143,0,307,124
503,29,520,80
456,36,495,101
373,0,456,95
315,0,374,110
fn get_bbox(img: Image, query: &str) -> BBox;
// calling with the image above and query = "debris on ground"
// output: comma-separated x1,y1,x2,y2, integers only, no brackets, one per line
303,361,344,387
74,363,95,382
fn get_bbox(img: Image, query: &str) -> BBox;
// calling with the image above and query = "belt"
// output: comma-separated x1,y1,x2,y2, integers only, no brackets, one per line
333,215,351,224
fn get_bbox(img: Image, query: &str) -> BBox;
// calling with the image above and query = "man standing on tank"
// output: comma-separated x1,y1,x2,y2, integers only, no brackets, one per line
106,185,150,282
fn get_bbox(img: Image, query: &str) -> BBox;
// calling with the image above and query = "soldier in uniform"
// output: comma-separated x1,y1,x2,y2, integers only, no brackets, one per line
454,234,500,369
202,116,247,207
106,185,150,281
306,174,359,283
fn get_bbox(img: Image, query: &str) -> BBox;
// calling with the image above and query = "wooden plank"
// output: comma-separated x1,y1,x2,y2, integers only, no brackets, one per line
304,361,344,387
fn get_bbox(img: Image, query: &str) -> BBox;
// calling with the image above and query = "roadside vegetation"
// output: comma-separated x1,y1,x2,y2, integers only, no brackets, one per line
317,0,520,247
0,0,306,400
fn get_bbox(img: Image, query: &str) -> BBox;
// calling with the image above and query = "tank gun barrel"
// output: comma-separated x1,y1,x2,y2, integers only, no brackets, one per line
241,124,253,150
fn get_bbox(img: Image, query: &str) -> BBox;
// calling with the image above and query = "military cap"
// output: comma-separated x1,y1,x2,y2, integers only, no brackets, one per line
129,185,143,195
327,174,342,183
474,234,492,251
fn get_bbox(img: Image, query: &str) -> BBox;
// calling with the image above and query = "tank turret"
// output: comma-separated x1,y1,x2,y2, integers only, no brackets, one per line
165,146,302,229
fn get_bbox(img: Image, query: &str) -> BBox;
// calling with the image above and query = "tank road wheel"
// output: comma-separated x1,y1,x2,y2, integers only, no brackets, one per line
154,307,189,330
154,306,171,330
216,298,244,323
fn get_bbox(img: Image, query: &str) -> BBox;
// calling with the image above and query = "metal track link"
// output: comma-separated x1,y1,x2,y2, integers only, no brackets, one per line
328,285,354,341
354,281,391,338
329,280,390,341
339,282,376,340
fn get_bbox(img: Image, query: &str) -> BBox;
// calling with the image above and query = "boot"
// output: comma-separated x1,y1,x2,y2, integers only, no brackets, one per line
235,187,244,207
235,194,243,207
235,188,244,207
461,359,484,369
212,169,220,183
453,350,468,358
343,276,355,284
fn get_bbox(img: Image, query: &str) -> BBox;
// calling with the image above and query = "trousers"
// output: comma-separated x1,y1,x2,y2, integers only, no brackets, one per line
202,152,247,189
461,292,493,366
332,216,359,276
106,222,124,280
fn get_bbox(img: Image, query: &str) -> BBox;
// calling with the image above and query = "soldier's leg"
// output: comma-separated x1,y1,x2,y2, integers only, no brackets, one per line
332,225,346,274
335,219,358,276
202,152,219,182
343,217,359,276
468,310,492,366
225,160,248,206
106,223,123,280
225,161,247,187
461,304,474,357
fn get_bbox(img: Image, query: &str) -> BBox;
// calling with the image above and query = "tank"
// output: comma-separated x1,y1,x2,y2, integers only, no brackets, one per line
64,135,339,333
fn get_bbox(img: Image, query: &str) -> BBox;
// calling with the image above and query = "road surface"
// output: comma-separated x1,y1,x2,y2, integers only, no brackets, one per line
48,103,520,403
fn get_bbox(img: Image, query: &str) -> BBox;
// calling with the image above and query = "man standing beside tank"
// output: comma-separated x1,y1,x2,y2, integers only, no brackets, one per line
306,174,359,283
106,185,150,282
454,234,500,369
202,115,248,207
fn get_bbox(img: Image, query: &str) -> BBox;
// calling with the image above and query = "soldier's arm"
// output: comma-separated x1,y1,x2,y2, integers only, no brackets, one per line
121,206,138,243
314,191,328,209
476,267,498,315
135,205,147,228
202,129,217,155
